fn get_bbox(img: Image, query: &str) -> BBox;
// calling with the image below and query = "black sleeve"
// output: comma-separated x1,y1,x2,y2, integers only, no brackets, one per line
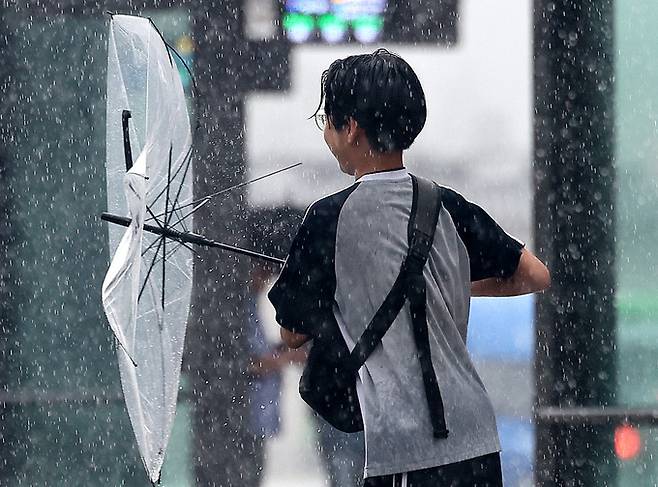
441,187,525,281
267,201,337,338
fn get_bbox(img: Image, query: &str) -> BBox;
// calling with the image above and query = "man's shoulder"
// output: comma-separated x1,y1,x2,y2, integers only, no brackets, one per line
406,174,464,204
305,183,360,222
411,179,479,233
428,182,471,219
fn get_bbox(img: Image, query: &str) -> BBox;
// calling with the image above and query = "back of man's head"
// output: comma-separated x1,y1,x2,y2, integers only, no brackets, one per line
319,48,427,153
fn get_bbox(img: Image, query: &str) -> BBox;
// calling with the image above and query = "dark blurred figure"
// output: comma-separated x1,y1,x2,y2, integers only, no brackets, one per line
245,258,306,483
244,207,303,484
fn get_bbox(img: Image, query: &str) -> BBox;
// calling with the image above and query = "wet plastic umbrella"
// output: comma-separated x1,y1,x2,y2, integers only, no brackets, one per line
101,14,292,483
102,14,195,483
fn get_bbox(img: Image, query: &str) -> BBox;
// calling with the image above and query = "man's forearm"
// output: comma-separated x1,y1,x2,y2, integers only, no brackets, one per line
471,249,551,297
280,327,311,349
471,276,532,297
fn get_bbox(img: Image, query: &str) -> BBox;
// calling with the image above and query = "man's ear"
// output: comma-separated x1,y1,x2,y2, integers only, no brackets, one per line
346,118,362,145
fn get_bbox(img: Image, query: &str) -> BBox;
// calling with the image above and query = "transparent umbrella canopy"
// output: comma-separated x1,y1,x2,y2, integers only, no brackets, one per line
102,14,193,483
100,14,294,483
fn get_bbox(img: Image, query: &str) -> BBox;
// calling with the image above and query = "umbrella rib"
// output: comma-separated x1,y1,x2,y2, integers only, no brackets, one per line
162,145,173,312
150,245,194,281
165,148,194,228
145,143,193,215
189,162,302,207
154,239,198,264
165,257,192,282
158,136,174,451
148,162,302,222
166,199,208,230
138,236,164,302
161,233,166,310
175,206,189,233
146,206,166,232
141,235,161,257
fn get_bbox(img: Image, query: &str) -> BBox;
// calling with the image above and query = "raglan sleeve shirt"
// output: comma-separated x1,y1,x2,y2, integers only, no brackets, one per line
268,183,525,338
267,177,525,477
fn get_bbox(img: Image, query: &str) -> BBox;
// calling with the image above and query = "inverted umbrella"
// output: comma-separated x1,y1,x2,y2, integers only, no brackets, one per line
101,13,293,483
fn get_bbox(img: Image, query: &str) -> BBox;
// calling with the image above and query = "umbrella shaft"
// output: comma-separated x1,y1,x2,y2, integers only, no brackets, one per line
101,212,285,265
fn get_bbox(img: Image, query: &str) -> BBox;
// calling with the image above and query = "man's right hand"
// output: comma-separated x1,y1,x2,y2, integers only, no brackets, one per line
280,327,311,349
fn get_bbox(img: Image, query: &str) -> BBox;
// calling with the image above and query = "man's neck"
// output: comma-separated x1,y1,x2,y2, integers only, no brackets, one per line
353,150,404,180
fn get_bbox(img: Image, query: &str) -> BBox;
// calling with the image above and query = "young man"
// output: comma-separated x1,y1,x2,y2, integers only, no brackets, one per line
268,49,550,486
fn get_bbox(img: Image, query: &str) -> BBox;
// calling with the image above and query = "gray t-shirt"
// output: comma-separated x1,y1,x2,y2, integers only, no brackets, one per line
269,168,524,478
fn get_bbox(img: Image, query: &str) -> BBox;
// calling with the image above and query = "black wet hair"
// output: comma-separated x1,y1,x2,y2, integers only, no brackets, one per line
316,48,427,153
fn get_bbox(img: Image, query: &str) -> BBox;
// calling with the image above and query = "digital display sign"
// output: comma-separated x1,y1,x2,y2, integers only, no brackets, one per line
284,0,388,44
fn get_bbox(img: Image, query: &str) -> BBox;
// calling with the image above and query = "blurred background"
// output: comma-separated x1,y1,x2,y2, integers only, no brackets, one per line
0,0,656,486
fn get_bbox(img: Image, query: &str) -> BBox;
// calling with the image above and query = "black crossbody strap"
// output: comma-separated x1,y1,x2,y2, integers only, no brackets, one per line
348,267,410,367
405,176,440,274
406,176,449,438
408,274,449,438
347,176,441,368
347,174,449,439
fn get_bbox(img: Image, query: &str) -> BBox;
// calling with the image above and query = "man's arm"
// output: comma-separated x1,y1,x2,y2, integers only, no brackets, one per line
269,199,337,347
471,248,550,297
248,344,308,375
280,327,312,349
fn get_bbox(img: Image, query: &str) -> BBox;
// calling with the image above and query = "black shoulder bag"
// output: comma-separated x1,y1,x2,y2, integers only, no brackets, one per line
299,175,450,439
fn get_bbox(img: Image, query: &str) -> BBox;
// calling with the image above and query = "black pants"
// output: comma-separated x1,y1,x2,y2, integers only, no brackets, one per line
363,453,503,487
